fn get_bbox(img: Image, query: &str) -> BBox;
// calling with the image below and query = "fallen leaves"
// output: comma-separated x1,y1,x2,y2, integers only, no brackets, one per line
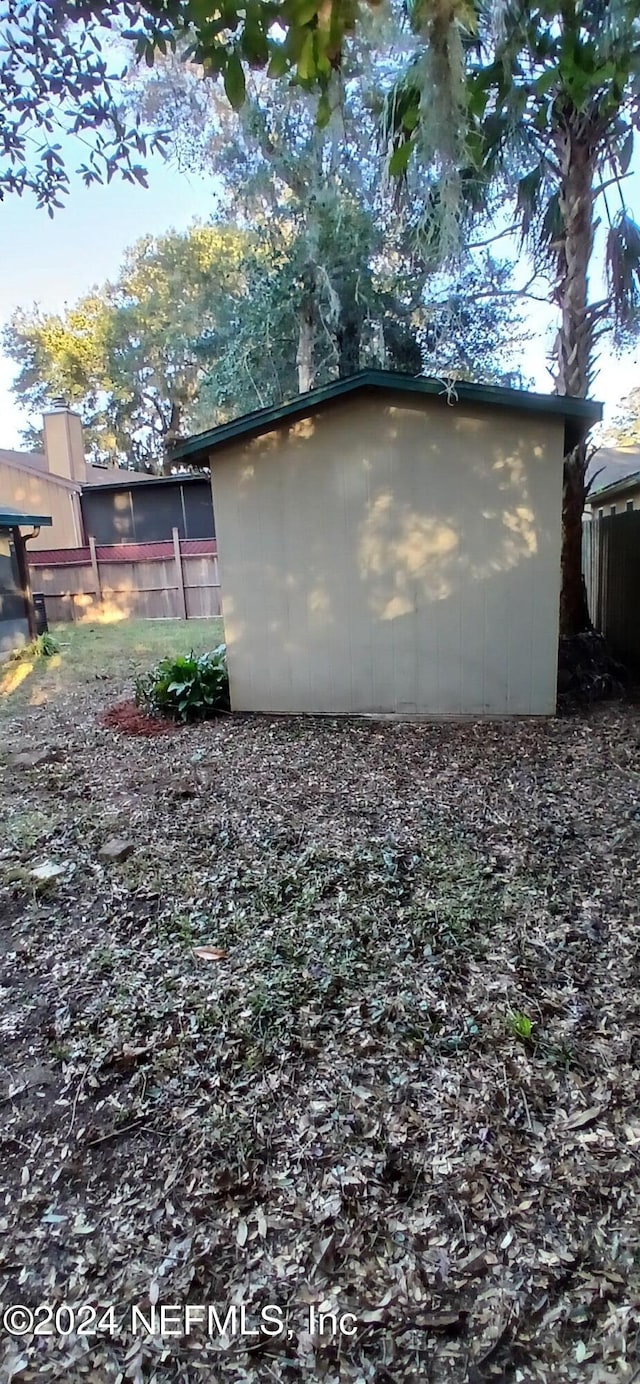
1,682,640,1383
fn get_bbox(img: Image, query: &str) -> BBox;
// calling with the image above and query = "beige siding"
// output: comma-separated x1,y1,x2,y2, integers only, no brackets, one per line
0,459,83,549
211,393,565,717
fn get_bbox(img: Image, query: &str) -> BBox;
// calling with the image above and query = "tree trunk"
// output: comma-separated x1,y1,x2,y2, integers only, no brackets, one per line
162,400,183,475
336,312,362,377
560,442,589,636
335,278,363,378
553,120,596,636
296,264,317,393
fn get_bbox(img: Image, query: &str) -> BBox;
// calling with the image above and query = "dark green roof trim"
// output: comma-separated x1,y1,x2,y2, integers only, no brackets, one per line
82,471,210,494
170,369,603,464
587,470,640,502
0,507,53,528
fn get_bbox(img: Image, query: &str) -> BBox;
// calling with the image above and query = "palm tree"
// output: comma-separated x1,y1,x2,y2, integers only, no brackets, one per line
385,0,640,635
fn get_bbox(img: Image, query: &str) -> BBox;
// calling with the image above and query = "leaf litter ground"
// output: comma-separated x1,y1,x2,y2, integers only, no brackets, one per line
1,669,640,1383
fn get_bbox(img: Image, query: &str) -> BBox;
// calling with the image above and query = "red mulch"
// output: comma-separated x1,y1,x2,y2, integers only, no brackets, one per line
100,700,180,737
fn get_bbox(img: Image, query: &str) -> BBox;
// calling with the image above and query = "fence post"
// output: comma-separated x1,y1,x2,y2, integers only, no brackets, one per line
172,527,187,620
88,535,102,602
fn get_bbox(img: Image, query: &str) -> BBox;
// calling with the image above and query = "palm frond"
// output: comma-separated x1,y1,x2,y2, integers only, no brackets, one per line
516,163,544,242
482,0,530,45
594,0,640,58
606,210,640,331
538,190,563,253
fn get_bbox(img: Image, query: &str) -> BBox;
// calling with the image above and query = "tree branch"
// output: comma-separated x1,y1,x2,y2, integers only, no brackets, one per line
467,222,520,249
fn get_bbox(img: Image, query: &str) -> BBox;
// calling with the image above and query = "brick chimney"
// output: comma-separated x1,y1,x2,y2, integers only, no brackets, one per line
43,403,87,484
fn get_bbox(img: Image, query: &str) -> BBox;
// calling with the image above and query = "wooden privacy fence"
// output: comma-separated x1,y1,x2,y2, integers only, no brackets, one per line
29,530,221,622
583,511,640,670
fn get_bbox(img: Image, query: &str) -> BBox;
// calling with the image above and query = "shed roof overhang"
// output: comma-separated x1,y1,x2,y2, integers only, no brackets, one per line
170,370,603,468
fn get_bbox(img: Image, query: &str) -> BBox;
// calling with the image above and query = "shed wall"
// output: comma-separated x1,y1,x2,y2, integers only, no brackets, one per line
211,393,565,716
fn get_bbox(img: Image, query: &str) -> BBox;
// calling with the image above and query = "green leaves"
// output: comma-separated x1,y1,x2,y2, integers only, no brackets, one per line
0,0,383,205
267,45,290,78
135,646,230,722
618,126,635,174
287,0,323,24
516,163,545,241
224,51,246,111
316,91,332,128
388,140,414,178
241,20,270,68
4,222,255,470
507,1010,534,1044
297,30,316,82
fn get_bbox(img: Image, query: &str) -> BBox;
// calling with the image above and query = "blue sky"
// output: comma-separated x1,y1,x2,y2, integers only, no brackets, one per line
0,145,638,448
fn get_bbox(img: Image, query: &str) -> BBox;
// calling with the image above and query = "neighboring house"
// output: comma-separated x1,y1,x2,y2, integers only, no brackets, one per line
587,467,640,517
80,473,214,546
0,505,52,657
0,407,215,551
172,369,601,718
586,448,640,517
0,407,97,550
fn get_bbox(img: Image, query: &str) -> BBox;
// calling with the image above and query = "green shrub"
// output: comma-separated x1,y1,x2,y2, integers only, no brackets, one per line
134,645,230,723
10,632,60,662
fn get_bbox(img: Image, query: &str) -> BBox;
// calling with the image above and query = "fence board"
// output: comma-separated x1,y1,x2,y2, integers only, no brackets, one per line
185,584,223,619
583,512,640,670
30,539,221,623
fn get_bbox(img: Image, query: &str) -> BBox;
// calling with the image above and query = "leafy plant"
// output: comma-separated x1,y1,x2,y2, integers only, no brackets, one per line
134,645,230,723
508,1010,534,1044
35,632,60,657
10,632,60,662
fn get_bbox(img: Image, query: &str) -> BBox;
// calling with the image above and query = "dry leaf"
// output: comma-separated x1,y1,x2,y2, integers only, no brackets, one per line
421,1311,464,1331
31,861,68,881
192,945,228,962
562,1105,608,1131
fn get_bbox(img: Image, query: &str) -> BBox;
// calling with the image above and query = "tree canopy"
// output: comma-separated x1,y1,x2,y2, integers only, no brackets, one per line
5,210,525,470
4,5,527,469
0,1,383,209
133,25,527,411
4,224,253,467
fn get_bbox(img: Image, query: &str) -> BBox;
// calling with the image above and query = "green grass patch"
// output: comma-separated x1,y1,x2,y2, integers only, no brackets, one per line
0,617,224,713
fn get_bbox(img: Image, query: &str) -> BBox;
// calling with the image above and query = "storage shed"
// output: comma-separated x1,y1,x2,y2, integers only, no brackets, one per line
172,372,602,717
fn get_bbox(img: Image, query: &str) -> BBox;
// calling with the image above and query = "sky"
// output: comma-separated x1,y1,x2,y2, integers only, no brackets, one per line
0,141,639,449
